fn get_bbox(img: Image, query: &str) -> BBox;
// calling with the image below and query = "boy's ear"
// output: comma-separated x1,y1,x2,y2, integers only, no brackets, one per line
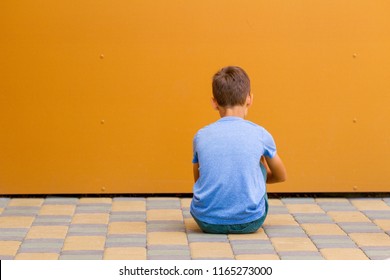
211,97,219,110
246,93,253,107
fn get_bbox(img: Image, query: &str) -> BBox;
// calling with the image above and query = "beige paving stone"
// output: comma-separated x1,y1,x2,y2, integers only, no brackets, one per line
228,228,268,241
263,214,298,226
0,216,35,228
301,224,347,236
350,200,390,211
147,197,179,201
63,236,106,251
327,211,371,223
39,205,76,216
374,220,390,231
26,226,68,239
104,247,147,260
147,209,183,221
147,232,188,246
0,241,21,255
184,218,202,233
315,198,350,203
271,237,318,252
79,197,112,204
112,201,145,212
235,254,280,260
190,242,234,259
180,198,192,208
320,248,369,260
108,222,146,235
15,253,60,260
72,213,109,224
286,204,325,214
8,198,44,207
349,233,390,247
268,199,284,206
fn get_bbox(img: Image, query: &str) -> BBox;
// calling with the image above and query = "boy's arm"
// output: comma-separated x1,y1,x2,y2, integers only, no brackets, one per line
193,163,200,183
263,154,287,184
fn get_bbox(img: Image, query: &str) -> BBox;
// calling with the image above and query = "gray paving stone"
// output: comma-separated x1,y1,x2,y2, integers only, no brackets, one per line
383,198,390,206
75,204,111,213
0,228,29,241
281,198,316,204
317,202,356,212
113,197,146,202
263,225,307,237
146,200,181,210
310,235,357,249
147,221,186,232
19,239,64,253
279,251,324,260
147,245,190,260
60,250,104,260
268,206,289,214
33,215,72,226
0,198,10,208
105,234,146,247
362,210,390,220
148,255,191,260
2,206,40,216
44,197,79,205
181,209,192,218
337,222,383,233
68,224,107,236
187,233,228,242
109,212,146,222
192,257,234,260
147,250,190,256
293,213,334,224
0,255,14,260
349,198,383,201
231,240,275,255
361,246,390,260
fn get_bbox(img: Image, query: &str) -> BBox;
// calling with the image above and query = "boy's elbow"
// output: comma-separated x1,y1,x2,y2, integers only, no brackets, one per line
279,170,287,183
274,174,287,183
270,171,287,184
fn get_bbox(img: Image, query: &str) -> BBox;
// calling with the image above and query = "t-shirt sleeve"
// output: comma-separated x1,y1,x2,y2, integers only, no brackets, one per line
262,128,277,158
192,134,199,164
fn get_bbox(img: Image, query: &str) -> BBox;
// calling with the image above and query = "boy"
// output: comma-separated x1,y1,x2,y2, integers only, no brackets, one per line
191,66,287,234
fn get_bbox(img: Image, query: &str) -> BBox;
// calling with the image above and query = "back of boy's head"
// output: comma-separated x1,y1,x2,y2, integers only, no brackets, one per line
212,66,251,107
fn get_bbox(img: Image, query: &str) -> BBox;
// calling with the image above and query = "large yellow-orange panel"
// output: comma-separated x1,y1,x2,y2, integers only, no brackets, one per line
1,1,390,194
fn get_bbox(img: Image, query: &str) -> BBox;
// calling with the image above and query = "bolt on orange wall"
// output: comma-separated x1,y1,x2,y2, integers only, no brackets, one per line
1,0,390,194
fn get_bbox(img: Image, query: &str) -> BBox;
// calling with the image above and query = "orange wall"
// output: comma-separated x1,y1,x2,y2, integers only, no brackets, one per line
1,0,390,194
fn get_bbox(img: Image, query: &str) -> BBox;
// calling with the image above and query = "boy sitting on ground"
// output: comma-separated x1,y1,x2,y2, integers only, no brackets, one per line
191,66,287,234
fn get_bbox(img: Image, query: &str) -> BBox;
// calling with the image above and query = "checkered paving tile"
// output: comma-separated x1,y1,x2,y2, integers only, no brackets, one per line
0,196,389,260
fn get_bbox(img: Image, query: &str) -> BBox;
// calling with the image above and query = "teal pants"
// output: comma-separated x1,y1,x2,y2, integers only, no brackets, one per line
192,163,268,234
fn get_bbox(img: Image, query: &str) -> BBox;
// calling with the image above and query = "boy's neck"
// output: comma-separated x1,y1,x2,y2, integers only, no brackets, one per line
218,105,247,119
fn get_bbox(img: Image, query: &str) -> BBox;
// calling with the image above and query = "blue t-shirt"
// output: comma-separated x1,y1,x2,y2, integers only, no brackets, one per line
190,116,277,225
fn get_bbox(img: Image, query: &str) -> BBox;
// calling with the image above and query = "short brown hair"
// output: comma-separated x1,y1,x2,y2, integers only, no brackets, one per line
212,66,251,107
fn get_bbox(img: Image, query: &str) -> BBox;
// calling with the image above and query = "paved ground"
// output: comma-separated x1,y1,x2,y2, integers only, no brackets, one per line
0,196,390,260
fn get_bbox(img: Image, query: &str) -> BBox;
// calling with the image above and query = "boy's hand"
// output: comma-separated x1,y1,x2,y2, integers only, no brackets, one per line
264,154,287,184
193,163,200,183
